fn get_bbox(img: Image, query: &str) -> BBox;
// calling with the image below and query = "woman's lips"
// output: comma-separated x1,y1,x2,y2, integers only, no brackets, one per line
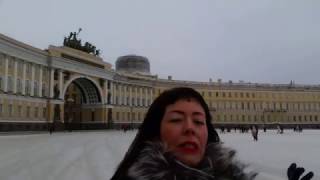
178,142,199,154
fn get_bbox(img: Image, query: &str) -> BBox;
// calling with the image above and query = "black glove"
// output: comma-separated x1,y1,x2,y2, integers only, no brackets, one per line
287,163,314,180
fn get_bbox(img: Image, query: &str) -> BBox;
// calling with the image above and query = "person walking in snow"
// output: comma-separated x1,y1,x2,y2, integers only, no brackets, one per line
251,125,258,141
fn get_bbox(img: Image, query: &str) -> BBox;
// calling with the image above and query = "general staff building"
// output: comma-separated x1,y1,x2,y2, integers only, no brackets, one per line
0,33,319,131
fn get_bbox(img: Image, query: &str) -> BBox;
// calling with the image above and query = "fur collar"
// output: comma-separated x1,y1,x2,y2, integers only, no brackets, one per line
128,142,257,180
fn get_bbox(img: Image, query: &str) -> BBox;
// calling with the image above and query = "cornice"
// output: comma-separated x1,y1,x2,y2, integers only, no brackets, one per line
0,33,48,66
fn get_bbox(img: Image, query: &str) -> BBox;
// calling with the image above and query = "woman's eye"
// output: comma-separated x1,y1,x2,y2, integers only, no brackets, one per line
194,119,205,125
169,118,182,123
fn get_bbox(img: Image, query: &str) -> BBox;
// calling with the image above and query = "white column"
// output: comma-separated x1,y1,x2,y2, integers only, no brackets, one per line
124,85,127,105
3,55,8,92
150,88,153,106
140,87,143,106
30,64,35,96
112,82,116,105
13,60,18,94
135,86,138,106
129,86,132,106
119,84,122,105
49,68,55,98
110,81,113,104
145,87,148,106
145,88,148,106
104,80,108,104
58,70,63,99
22,62,26,95
39,66,43,97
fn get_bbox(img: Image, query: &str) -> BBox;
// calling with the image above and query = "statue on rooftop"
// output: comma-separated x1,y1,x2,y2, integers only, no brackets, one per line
63,28,101,57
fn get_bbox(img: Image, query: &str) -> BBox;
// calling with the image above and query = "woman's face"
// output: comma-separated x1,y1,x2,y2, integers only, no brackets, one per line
160,98,208,167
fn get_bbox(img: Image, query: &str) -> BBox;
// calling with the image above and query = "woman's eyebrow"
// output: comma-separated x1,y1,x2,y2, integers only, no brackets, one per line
169,110,204,116
169,110,184,115
192,112,205,116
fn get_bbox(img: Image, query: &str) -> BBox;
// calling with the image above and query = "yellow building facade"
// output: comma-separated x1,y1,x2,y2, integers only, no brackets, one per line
0,33,319,131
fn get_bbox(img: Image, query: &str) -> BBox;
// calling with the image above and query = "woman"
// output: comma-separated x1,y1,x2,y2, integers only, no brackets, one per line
111,87,313,180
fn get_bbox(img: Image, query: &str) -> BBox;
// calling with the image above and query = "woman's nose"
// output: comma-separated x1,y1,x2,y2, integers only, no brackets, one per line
183,118,195,135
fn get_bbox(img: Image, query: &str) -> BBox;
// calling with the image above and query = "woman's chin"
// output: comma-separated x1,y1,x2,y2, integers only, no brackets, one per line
176,155,201,167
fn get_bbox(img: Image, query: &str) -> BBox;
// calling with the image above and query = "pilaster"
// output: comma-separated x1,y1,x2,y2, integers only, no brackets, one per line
13,60,18,93
58,70,63,99
49,68,54,98
39,66,43,97
30,64,35,96
22,62,26,95
3,55,8,92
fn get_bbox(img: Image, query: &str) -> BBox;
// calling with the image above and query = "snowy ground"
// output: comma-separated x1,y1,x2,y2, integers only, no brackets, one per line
0,130,319,180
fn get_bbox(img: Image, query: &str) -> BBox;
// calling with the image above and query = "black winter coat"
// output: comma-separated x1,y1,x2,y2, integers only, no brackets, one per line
123,142,257,180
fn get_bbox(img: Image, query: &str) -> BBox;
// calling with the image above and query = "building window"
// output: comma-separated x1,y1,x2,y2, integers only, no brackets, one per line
42,83,46,97
34,81,38,96
216,115,220,121
34,107,38,118
0,103,2,116
8,57,14,69
42,107,46,118
7,76,13,92
18,105,22,117
26,63,32,75
26,106,30,118
137,112,140,121
18,61,23,73
25,80,30,95
132,112,136,121
17,79,22,93
0,76,3,91
116,112,119,120
0,54,4,66
9,104,13,117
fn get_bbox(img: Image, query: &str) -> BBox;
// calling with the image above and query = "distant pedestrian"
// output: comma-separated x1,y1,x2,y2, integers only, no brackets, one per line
262,124,267,132
48,122,54,134
251,125,258,141
277,124,284,134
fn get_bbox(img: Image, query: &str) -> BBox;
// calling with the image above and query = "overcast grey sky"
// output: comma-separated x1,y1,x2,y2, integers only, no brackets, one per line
0,0,319,84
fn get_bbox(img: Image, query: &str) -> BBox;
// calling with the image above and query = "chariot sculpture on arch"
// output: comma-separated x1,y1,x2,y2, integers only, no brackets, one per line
63,28,101,56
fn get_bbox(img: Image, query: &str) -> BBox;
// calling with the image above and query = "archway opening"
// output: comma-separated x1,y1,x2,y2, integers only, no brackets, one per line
64,78,102,130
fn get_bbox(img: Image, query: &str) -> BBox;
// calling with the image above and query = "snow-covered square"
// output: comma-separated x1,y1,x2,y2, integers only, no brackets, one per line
0,130,319,180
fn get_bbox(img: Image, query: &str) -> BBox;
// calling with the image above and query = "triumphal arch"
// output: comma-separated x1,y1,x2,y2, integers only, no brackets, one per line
0,32,155,131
